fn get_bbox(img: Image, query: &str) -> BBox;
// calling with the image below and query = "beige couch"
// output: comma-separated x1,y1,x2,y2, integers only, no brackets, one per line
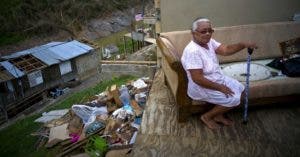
156,21,300,122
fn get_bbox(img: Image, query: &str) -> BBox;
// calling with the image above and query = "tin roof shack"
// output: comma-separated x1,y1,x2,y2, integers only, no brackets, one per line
0,40,98,122
0,62,22,122
0,56,46,122
26,40,99,83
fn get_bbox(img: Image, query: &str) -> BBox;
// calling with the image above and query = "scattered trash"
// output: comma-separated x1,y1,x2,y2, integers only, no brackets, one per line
48,123,70,142
119,85,131,106
34,109,69,123
132,79,147,89
50,88,70,99
112,108,134,121
85,121,106,136
70,133,81,143
129,131,138,144
31,77,152,156
72,105,108,126
134,92,147,105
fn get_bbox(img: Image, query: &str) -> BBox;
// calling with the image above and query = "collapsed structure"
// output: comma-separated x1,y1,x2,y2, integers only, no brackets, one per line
0,40,99,123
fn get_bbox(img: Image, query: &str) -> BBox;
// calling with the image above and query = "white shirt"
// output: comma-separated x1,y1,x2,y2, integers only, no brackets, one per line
181,39,244,107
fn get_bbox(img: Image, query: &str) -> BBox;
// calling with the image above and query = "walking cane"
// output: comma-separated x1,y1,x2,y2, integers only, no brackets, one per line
243,48,253,124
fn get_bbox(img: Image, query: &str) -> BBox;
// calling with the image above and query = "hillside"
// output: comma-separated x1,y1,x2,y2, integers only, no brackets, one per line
0,0,153,55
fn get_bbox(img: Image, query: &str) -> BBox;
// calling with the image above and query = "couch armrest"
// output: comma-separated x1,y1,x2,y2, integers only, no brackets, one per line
156,35,181,70
157,35,180,99
157,35,189,102
157,35,200,122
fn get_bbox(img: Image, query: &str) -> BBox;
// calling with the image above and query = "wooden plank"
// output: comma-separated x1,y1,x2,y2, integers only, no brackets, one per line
57,129,104,157
130,100,143,116
132,134,292,157
132,69,300,156
109,84,122,107
9,54,46,73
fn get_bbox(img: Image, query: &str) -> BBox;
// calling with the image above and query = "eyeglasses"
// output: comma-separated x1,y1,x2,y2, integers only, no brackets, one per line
195,29,214,34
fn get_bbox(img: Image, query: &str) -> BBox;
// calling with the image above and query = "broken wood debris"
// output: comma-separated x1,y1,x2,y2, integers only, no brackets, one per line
31,77,152,156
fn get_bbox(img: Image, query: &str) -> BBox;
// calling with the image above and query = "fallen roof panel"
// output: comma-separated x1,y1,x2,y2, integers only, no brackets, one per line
0,66,14,82
0,61,24,78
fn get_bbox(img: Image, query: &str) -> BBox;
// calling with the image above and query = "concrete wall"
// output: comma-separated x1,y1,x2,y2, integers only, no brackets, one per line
159,0,300,32
75,50,100,81
100,64,157,81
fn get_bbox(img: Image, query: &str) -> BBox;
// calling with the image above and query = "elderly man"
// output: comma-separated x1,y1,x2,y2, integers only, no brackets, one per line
181,17,257,129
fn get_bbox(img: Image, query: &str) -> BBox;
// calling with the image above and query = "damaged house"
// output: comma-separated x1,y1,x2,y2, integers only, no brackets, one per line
0,40,99,123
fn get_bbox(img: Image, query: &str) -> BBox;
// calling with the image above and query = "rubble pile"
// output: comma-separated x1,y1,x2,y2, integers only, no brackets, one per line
32,77,152,157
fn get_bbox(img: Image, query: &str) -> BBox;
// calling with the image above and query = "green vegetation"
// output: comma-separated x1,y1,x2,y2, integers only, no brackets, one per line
0,75,135,157
0,0,144,46
117,38,141,55
95,30,140,59
0,33,26,46
96,30,129,47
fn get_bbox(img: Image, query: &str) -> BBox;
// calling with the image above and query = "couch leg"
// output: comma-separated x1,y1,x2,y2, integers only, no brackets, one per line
178,107,189,123
178,114,188,123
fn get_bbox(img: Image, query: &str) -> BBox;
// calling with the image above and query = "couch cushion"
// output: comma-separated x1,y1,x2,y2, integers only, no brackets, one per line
214,21,300,63
222,59,300,100
191,76,300,106
190,59,300,105
248,77,300,99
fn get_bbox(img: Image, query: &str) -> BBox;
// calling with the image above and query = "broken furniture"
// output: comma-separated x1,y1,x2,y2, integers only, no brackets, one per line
157,21,300,122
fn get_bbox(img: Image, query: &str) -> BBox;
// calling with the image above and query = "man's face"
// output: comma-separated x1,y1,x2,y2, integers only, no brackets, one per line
192,22,214,45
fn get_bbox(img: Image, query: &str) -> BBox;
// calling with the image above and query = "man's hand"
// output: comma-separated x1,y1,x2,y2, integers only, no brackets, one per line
219,84,234,98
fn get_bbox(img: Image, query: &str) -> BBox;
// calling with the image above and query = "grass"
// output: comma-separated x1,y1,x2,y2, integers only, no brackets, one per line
0,75,135,157
95,30,129,48
95,29,141,60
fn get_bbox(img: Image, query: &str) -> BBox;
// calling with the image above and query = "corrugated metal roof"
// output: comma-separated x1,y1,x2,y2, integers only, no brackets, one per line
2,40,94,66
32,49,61,65
32,40,93,65
0,61,24,78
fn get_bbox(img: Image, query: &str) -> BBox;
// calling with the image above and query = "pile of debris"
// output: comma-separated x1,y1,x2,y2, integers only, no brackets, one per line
32,77,152,157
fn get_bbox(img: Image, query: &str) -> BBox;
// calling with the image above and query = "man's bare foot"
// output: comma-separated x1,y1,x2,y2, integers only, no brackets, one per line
200,115,221,130
214,115,234,126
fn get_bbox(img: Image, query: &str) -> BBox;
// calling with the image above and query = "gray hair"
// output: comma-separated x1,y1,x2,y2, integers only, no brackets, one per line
192,18,210,31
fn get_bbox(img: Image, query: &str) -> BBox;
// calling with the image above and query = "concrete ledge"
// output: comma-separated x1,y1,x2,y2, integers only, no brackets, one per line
100,63,157,80
101,60,157,65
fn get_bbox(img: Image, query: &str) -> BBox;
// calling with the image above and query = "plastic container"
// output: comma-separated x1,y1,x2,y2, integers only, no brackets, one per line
119,85,131,106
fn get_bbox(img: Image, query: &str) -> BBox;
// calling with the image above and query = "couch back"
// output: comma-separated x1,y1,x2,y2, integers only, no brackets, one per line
160,21,300,63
